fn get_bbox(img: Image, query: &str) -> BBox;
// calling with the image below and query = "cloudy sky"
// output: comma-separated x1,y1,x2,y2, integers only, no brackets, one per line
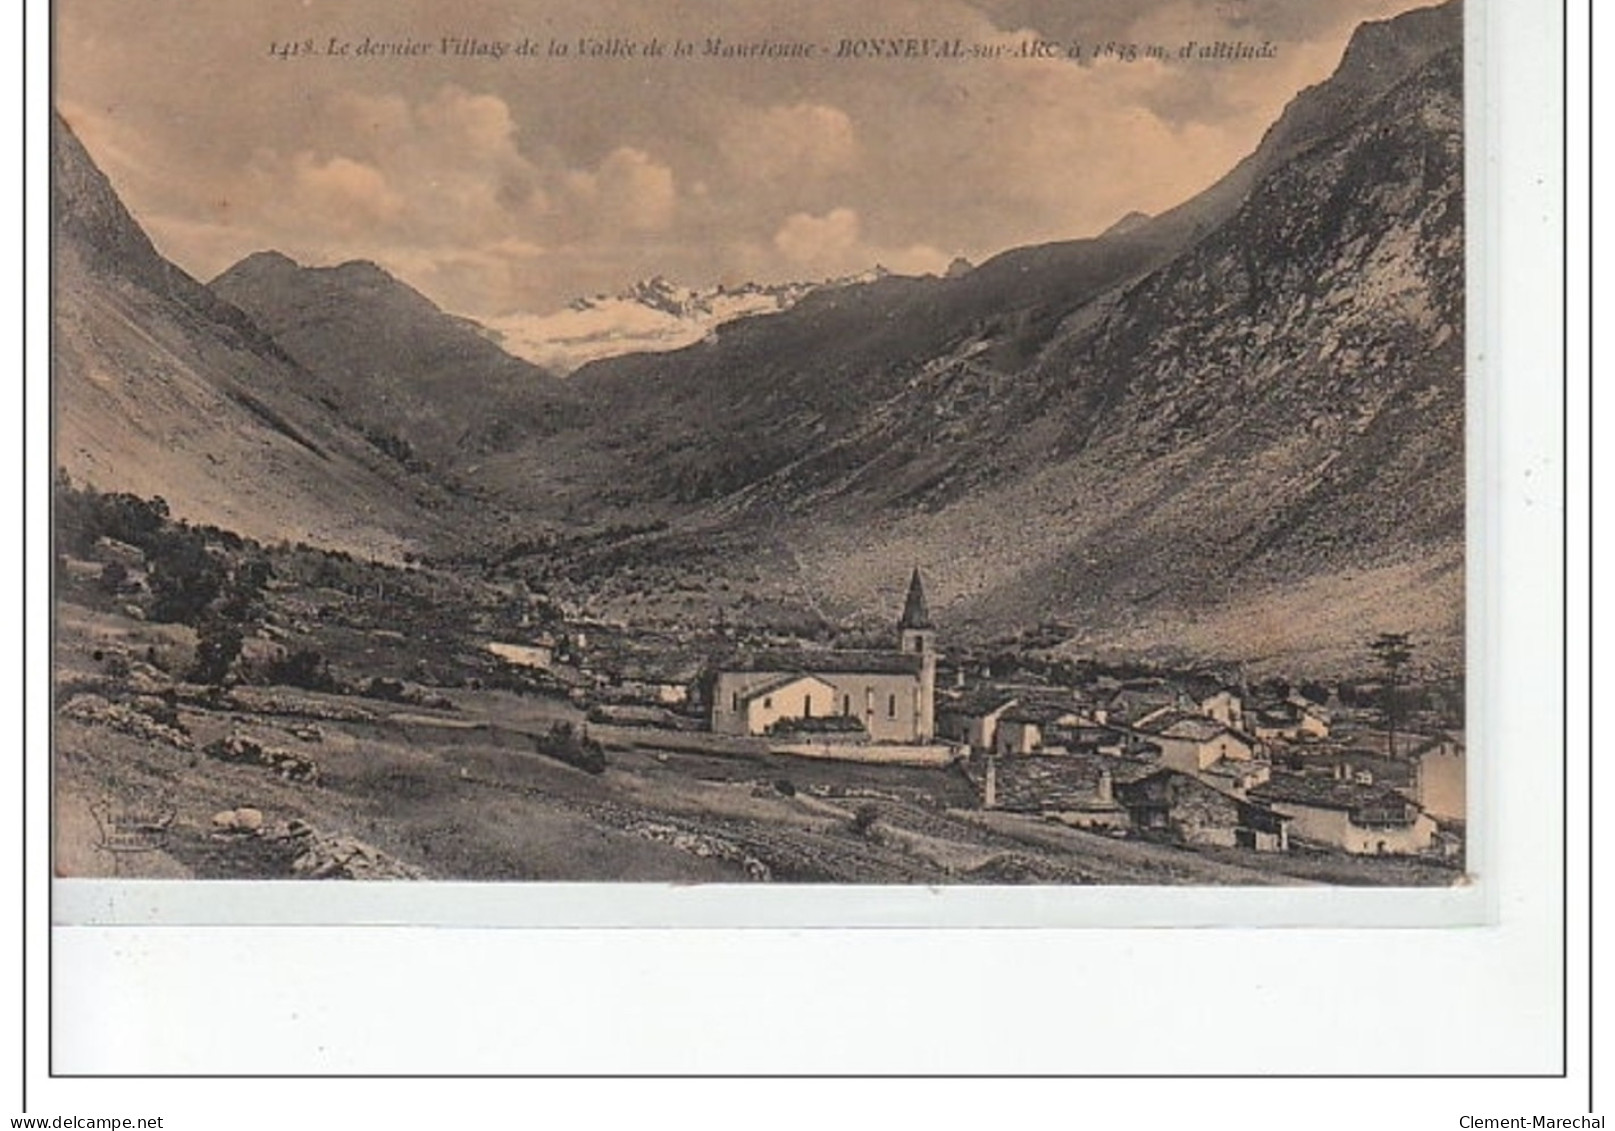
57,0,1431,318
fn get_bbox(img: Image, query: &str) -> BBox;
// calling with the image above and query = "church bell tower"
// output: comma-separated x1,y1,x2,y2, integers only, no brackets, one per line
898,567,936,656
898,568,937,741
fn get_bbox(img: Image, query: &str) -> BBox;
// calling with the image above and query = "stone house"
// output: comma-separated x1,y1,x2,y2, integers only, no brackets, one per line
936,689,1020,753
968,752,1147,830
1249,774,1438,855
1098,682,1184,727
1115,769,1290,851
992,700,1085,757
1411,732,1466,824
1251,694,1332,741
1133,710,1257,774
1198,689,1245,731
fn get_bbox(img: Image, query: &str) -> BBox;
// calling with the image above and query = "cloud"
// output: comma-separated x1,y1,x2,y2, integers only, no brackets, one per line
725,102,860,184
56,0,1439,315
773,207,949,278
286,153,404,232
416,87,517,155
589,148,678,232
773,207,863,269
114,84,687,311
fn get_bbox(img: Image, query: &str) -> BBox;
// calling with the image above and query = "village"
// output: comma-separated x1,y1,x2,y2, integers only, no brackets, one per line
487,569,1468,868
49,479,1467,885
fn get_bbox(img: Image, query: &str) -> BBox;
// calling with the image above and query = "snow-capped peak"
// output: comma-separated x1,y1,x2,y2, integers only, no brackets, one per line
485,269,892,375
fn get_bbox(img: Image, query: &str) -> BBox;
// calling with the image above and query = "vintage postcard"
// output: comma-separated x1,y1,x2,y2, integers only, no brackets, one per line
51,0,1471,908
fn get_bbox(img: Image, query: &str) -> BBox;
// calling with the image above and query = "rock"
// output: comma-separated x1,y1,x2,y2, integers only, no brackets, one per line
211,807,263,833
61,692,191,749
263,819,421,880
204,734,264,764
203,734,319,783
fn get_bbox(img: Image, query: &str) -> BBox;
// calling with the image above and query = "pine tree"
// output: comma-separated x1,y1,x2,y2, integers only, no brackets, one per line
1368,633,1415,757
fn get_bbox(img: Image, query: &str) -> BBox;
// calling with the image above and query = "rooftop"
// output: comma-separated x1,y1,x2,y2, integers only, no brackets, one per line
1001,699,1088,726
969,753,1152,813
1116,769,1290,823
1134,710,1241,744
1250,774,1420,816
723,648,925,677
937,687,1021,717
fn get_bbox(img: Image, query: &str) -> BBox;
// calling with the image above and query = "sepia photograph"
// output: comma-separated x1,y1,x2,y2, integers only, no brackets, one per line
51,0,1469,890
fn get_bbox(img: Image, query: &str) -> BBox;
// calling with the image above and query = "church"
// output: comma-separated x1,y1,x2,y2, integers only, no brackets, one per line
709,570,938,742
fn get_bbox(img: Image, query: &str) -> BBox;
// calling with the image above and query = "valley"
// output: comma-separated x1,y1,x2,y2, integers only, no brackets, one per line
50,1,1469,885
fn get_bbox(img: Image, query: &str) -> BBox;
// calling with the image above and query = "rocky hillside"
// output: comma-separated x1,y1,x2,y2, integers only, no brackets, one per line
492,1,1465,677
52,114,441,558
210,253,576,473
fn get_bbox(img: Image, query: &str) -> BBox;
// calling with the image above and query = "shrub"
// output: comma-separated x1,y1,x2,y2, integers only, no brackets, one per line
850,803,881,837
189,616,243,686
361,677,410,703
98,560,130,593
531,721,606,775
266,648,339,693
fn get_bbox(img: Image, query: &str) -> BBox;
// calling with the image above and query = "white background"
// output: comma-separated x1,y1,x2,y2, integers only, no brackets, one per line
5,0,1596,1123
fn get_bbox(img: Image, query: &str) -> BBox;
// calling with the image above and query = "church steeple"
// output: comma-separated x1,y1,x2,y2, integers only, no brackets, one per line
898,568,935,658
899,568,932,632
897,569,937,740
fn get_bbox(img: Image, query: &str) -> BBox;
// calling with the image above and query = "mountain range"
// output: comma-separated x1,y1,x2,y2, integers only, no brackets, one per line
481,270,898,376
51,0,1465,677
210,251,576,473
473,0,1465,674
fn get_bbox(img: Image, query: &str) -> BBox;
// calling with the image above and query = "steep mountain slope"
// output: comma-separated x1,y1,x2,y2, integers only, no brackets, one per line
210,253,575,471
497,1,1465,676
793,40,1465,674
499,1,1461,525
52,113,438,558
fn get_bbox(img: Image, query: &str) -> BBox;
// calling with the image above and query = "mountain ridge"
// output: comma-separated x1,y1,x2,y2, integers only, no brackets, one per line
51,1,1465,678
476,1,1465,676
52,112,442,558
482,268,898,375
210,251,577,472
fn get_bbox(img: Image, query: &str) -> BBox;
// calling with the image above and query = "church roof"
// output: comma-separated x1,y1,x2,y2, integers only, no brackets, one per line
898,568,933,630
723,648,925,677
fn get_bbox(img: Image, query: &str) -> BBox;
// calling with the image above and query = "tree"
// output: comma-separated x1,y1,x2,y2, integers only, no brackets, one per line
1368,632,1415,756
145,531,224,624
189,615,244,686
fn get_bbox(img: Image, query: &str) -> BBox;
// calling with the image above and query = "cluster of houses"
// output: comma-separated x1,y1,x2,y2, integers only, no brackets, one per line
939,675,1464,858
490,569,1465,860
698,571,1462,859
